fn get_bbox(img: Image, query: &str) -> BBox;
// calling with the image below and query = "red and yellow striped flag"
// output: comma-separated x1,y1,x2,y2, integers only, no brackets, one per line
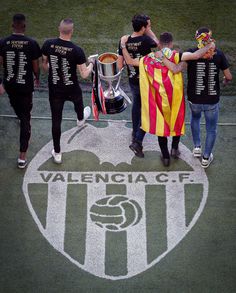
139,52,185,137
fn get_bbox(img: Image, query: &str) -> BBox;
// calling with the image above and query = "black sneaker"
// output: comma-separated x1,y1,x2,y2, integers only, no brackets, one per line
171,148,180,159
17,158,27,169
160,155,170,167
129,141,144,158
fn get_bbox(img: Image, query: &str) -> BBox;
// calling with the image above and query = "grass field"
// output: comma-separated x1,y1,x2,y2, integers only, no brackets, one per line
0,1,236,292
0,0,235,95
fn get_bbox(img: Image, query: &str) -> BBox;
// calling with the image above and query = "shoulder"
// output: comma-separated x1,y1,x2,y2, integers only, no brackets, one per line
214,48,226,57
187,47,198,53
73,43,85,54
42,38,56,45
0,35,10,44
142,35,155,43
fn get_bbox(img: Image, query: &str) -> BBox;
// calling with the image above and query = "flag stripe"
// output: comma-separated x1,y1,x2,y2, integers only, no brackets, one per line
140,52,185,137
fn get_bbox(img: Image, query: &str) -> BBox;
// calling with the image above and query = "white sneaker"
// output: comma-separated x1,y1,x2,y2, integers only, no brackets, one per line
193,147,202,157
201,153,213,168
51,149,62,164
77,106,91,127
17,158,27,169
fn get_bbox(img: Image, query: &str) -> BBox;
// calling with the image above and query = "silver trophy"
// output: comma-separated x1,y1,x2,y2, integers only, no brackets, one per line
96,52,131,114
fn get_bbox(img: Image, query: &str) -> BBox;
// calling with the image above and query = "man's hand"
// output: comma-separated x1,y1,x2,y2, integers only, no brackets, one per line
223,76,231,87
34,78,40,88
88,54,98,65
120,35,129,48
0,83,5,95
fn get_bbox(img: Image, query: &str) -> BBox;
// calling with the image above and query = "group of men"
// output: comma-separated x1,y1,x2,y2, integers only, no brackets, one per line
0,14,93,168
0,13,232,169
118,14,232,168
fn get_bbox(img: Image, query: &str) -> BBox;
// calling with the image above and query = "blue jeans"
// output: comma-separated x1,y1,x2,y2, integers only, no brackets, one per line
129,81,145,142
189,102,219,158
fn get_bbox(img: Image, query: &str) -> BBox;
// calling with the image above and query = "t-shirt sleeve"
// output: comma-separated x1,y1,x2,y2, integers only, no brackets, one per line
41,40,49,57
75,47,86,65
0,39,3,57
118,41,123,56
145,35,157,49
31,40,42,60
219,50,229,70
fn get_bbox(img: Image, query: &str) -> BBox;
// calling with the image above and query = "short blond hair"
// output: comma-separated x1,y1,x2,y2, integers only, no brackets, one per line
59,18,74,35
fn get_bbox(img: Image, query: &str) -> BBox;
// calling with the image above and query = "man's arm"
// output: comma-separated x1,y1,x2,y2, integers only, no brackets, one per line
161,42,215,73
32,59,40,86
77,62,93,79
0,78,4,95
120,35,139,67
42,54,49,72
117,55,125,71
181,42,215,61
223,68,232,85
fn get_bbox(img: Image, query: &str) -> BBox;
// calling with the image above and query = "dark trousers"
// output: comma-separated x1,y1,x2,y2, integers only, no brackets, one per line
158,136,180,159
49,95,84,153
129,81,145,141
8,92,33,153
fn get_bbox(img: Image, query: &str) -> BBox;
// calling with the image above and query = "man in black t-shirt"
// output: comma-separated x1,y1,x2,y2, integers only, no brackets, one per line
161,27,232,168
42,18,93,164
118,14,158,146
0,14,41,168
185,28,232,168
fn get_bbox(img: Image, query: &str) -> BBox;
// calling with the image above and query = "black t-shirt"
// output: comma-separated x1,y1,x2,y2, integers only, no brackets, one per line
186,48,229,104
0,34,41,94
42,38,86,98
118,35,157,84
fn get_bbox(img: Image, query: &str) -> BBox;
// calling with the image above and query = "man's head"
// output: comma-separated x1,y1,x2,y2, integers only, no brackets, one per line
195,27,211,38
12,14,26,33
142,14,151,30
132,14,148,33
59,18,74,37
159,32,173,49
195,27,215,58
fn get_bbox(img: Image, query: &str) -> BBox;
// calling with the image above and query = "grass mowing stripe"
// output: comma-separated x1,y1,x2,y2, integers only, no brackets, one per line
28,183,48,229
146,185,167,264
64,184,87,265
184,184,203,227
105,230,127,277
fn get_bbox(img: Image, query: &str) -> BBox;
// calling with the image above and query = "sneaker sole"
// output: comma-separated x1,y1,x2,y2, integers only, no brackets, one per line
129,145,144,158
201,157,213,168
18,164,27,169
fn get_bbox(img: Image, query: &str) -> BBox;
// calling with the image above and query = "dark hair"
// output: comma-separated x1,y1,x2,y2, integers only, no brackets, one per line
159,32,173,44
132,14,148,32
13,13,25,24
195,27,210,37
12,14,26,30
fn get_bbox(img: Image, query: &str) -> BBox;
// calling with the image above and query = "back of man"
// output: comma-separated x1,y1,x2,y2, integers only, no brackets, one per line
119,34,157,84
118,14,157,144
185,27,232,168
186,47,229,104
0,13,41,169
42,37,86,99
41,18,93,164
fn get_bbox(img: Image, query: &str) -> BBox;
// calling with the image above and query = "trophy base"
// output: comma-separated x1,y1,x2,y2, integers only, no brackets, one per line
105,95,127,114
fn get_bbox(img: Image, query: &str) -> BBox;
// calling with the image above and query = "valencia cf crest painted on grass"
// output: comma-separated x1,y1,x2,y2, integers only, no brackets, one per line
22,122,209,280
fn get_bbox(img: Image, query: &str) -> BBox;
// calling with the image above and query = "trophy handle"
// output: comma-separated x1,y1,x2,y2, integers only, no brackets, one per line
119,88,132,104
